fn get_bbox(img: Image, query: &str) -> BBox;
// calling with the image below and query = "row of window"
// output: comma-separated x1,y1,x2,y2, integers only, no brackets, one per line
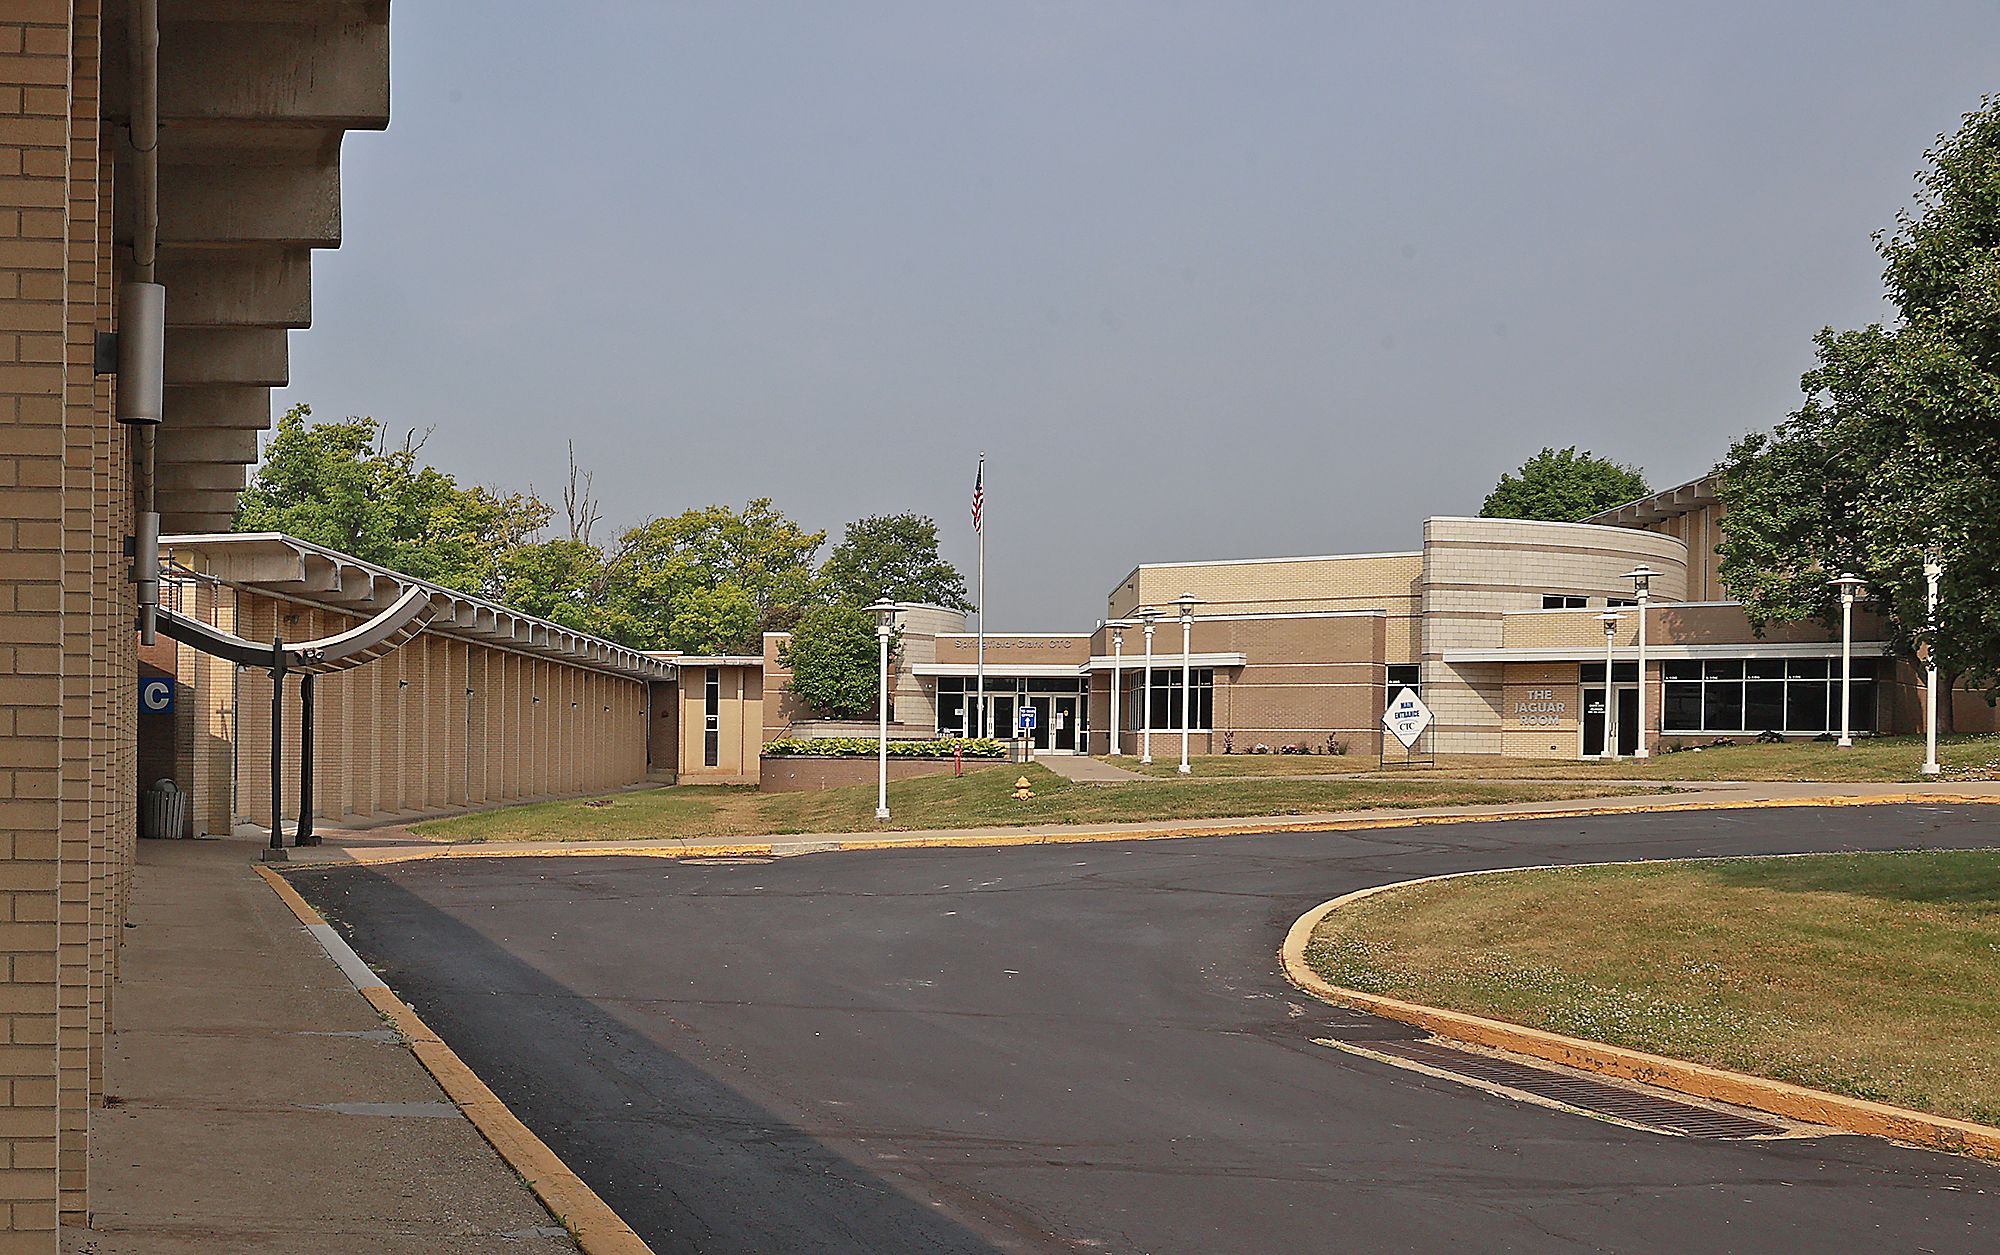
1119,669,1215,732
1657,658,1878,735
1543,595,1638,609
936,676,1085,694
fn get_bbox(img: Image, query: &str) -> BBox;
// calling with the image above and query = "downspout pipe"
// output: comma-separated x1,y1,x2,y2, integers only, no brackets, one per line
125,0,163,644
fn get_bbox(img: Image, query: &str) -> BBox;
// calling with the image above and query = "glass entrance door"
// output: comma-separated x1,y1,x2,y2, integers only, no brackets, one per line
1052,696,1079,752
1583,686,1640,757
1583,687,1610,757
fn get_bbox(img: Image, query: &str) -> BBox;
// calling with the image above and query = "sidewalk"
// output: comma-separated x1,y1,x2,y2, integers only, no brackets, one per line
66,833,576,1254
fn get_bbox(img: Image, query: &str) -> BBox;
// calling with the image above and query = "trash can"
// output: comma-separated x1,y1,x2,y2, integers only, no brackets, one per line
140,779,186,840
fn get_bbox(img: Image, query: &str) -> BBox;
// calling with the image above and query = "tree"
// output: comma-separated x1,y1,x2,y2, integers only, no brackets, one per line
598,500,826,654
1716,97,2000,702
818,513,973,611
1479,447,1650,522
235,404,549,595
781,603,890,718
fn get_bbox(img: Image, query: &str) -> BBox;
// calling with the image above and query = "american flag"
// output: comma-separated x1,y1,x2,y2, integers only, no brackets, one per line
970,455,984,533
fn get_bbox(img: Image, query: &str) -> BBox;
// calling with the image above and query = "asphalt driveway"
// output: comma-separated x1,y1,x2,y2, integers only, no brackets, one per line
293,803,2000,1254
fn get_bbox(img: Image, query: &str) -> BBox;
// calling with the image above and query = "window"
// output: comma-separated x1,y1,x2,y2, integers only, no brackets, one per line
1386,664,1421,696
1661,657,1875,735
1580,662,1639,684
1123,668,1213,730
1543,595,1587,609
703,667,720,767
1605,597,1639,608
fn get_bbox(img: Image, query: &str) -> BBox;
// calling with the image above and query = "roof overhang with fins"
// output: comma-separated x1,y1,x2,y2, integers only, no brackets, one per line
161,533,676,682
1584,475,1723,528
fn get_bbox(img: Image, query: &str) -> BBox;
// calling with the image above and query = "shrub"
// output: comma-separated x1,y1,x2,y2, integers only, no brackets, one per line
762,736,1007,759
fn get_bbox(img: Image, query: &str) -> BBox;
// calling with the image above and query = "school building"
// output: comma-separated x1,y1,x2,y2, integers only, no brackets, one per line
677,474,1970,770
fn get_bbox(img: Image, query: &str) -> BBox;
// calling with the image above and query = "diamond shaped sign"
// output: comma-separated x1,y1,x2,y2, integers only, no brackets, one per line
1382,686,1432,749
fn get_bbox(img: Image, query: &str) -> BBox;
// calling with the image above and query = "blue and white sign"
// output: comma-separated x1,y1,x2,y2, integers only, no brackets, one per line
1017,706,1037,732
1381,686,1431,748
140,677,175,715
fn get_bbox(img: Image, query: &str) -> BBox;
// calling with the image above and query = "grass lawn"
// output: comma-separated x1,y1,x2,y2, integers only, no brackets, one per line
411,763,1664,844
1122,732,2000,783
1303,850,2000,1124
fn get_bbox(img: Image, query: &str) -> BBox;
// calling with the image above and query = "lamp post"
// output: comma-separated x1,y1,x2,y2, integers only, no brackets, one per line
1176,593,1201,775
868,599,898,820
1623,566,1656,758
1922,555,1942,776
1137,607,1159,765
1598,612,1623,760
1107,621,1128,756
1829,573,1866,748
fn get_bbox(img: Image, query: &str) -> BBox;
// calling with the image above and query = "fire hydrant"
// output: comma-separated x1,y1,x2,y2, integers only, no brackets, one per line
1012,776,1035,800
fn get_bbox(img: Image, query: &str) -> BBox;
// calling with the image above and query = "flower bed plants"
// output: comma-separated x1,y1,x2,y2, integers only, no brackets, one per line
761,736,1009,759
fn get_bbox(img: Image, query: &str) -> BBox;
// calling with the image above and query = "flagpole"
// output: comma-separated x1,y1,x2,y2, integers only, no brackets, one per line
975,453,986,740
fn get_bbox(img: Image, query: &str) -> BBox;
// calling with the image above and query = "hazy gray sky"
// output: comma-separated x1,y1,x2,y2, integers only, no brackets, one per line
277,2,2000,629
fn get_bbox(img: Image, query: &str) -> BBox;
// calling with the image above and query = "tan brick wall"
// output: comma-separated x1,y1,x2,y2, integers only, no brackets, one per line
1,6,79,1242
173,586,650,828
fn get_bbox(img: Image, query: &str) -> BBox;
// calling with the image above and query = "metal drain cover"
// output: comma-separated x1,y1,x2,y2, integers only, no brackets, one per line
1347,1038,1787,1138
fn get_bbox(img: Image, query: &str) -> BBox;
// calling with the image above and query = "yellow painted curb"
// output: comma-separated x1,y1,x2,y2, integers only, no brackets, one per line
295,788,2000,868
255,864,656,1255
1280,864,2000,1159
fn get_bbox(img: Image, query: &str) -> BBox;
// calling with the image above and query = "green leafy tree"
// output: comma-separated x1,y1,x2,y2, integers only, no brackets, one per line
235,404,548,595
819,513,973,611
600,500,826,654
1716,97,2000,704
781,603,891,718
1479,447,1650,522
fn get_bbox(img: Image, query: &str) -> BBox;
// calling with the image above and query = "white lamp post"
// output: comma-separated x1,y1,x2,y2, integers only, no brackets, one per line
1598,612,1623,760
1137,607,1159,765
1107,621,1128,756
1176,592,1202,775
1829,573,1866,748
1923,555,1942,776
868,599,898,820
1623,566,1656,758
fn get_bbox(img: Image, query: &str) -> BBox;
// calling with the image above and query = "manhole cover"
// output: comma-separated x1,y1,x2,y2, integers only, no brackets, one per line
1339,1038,1787,1138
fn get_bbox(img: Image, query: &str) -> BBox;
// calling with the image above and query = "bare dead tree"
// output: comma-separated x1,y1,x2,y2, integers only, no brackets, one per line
563,442,602,545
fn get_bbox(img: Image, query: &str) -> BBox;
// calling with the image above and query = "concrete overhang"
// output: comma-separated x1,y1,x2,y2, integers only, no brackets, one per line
106,1,393,533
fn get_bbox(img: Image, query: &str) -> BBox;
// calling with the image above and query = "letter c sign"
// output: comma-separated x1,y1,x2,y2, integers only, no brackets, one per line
141,677,174,715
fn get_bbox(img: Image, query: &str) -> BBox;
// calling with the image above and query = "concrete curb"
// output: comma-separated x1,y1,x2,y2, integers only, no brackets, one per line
1279,863,2000,1160
254,865,657,1255
290,788,2000,868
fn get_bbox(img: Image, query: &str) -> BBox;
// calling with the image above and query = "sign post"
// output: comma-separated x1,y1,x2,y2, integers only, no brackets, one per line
1380,686,1435,769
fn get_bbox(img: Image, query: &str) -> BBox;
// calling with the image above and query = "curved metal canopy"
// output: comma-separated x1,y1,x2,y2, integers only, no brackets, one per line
156,586,440,673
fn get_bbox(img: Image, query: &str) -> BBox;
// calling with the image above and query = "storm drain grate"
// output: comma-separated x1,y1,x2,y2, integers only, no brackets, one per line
1361,1039,1787,1138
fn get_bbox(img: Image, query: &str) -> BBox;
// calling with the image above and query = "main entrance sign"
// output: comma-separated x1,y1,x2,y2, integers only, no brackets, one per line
1382,687,1432,748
